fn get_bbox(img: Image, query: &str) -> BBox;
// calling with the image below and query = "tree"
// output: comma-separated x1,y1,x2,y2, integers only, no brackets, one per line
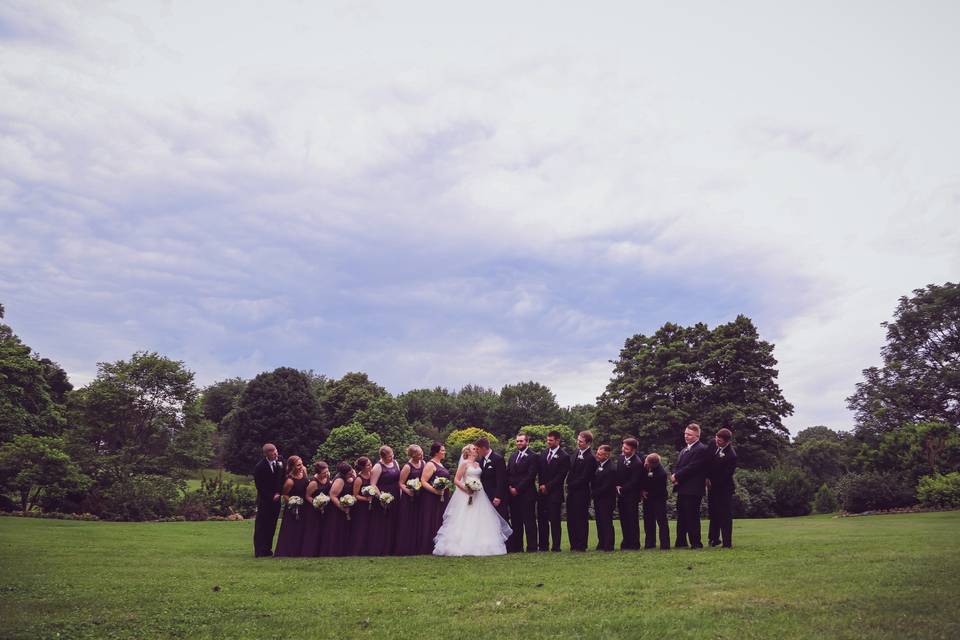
314,423,381,466
848,282,960,443
0,435,91,512
68,351,199,479
319,372,388,432
505,424,576,457
559,404,597,435
445,427,499,465
596,317,792,467
352,395,420,460
0,312,67,441
489,382,562,440
398,387,459,432
201,377,247,425
453,385,499,431
222,367,325,473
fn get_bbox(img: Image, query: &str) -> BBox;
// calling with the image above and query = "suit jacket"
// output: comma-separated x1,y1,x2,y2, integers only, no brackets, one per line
537,447,571,503
643,463,668,501
567,448,597,495
615,454,644,497
479,451,508,503
591,459,617,501
254,458,285,505
707,445,738,494
673,441,711,496
507,447,539,498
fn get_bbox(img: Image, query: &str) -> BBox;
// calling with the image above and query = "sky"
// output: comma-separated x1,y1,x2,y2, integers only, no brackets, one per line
1,1,958,434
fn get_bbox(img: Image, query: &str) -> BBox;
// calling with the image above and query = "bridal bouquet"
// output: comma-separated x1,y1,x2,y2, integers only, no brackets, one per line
339,494,356,520
464,478,483,505
361,485,378,509
285,495,304,520
406,478,422,500
432,477,452,501
378,491,395,509
312,493,330,513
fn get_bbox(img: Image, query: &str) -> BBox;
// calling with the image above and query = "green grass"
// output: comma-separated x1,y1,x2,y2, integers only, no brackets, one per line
183,468,253,492
1,512,958,639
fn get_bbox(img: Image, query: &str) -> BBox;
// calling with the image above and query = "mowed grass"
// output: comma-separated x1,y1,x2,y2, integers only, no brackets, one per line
1,513,959,640
183,468,253,492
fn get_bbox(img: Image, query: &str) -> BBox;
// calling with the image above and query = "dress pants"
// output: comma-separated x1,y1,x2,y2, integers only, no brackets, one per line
537,498,563,551
708,490,733,547
675,494,703,548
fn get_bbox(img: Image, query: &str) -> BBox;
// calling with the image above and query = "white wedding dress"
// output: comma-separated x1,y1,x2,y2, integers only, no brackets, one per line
433,462,513,556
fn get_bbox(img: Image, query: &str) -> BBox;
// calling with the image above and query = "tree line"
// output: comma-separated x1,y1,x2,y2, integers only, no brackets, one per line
1,283,958,520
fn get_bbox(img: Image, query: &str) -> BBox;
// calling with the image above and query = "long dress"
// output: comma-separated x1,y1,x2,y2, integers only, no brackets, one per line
418,460,451,555
433,463,512,556
274,475,308,557
300,478,331,557
350,475,374,556
366,461,401,556
318,476,352,557
393,460,424,556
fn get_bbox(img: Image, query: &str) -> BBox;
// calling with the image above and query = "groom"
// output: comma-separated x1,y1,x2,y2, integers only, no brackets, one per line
475,437,509,520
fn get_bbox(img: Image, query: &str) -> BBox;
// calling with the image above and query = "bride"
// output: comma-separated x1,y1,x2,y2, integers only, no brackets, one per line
433,444,513,556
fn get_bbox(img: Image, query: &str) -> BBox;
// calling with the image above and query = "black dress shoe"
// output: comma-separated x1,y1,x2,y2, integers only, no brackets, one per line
709,541,720,547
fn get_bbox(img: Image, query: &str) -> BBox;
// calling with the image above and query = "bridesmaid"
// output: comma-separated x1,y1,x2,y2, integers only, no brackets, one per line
274,455,308,557
319,461,355,557
300,461,331,557
418,442,451,555
366,446,401,556
350,457,374,556
393,444,425,556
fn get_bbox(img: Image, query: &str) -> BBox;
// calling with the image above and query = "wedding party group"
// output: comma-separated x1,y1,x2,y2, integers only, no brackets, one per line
252,423,738,558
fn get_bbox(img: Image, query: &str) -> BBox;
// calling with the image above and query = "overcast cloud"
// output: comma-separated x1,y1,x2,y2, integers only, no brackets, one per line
2,1,958,433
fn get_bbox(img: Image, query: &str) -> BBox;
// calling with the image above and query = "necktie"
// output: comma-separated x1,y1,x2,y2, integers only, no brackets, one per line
547,450,554,463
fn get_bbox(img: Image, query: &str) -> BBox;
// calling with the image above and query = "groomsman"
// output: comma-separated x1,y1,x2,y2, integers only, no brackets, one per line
475,437,509,520
537,430,570,552
707,428,738,548
671,423,712,549
615,437,644,550
642,453,670,549
253,443,285,557
566,431,596,551
506,433,539,552
592,444,617,551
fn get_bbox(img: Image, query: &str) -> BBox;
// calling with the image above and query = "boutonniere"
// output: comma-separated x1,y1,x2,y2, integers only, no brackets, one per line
719,452,726,458
647,471,654,477
625,459,631,466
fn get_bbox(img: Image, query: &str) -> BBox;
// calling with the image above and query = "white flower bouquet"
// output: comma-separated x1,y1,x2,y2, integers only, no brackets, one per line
285,495,304,519
378,491,395,508
312,493,330,513
432,477,452,502
339,494,356,520
361,485,378,509
464,478,483,505
406,478,422,492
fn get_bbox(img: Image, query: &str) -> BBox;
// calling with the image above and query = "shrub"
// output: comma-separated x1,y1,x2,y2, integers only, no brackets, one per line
768,466,815,517
504,425,577,457
184,474,257,518
98,475,184,521
836,472,916,513
314,422,381,467
813,483,838,513
177,493,210,521
445,428,500,465
731,469,776,518
916,472,960,508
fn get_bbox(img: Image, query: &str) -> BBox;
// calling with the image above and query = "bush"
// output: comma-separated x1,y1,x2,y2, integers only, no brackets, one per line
177,493,210,521
504,425,577,457
445,427,500,465
768,466,815,517
731,469,776,518
98,475,184,521
916,472,960,508
314,422,382,467
183,474,257,518
813,483,838,513
836,472,916,513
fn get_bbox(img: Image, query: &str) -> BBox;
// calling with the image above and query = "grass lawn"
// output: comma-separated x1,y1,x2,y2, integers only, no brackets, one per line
1,512,958,639
183,468,254,492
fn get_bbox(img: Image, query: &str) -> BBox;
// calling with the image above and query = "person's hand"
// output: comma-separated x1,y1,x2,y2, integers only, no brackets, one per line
539,484,547,494
493,497,501,507
671,474,678,484
510,487,518,497
641,490,648,499
402,487,413,497
616,486,622,496
705,479,712,489
272,493,280,502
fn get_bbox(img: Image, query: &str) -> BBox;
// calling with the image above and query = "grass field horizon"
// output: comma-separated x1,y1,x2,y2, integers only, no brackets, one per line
2,512,958,639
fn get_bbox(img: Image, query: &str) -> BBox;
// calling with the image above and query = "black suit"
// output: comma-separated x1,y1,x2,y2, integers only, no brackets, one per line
536,447,570,551
566,448,596,551
506,448,539,552
591,459,617,551
479,451,509,520
253,457,285,557
615,453,643,549
642,463,670,549
672,440,711,548
707,444,738,547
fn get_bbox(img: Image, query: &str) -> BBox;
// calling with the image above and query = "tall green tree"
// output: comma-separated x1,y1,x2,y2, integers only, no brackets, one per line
847,282,960,443
596,317,792,468
200,377,247,425
0,306,68,441
222,367,326,473
489,381,562,440
352,395,420,458
0,435,91,512
319,372,387,432
398,387,459,432
453,384,499,431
